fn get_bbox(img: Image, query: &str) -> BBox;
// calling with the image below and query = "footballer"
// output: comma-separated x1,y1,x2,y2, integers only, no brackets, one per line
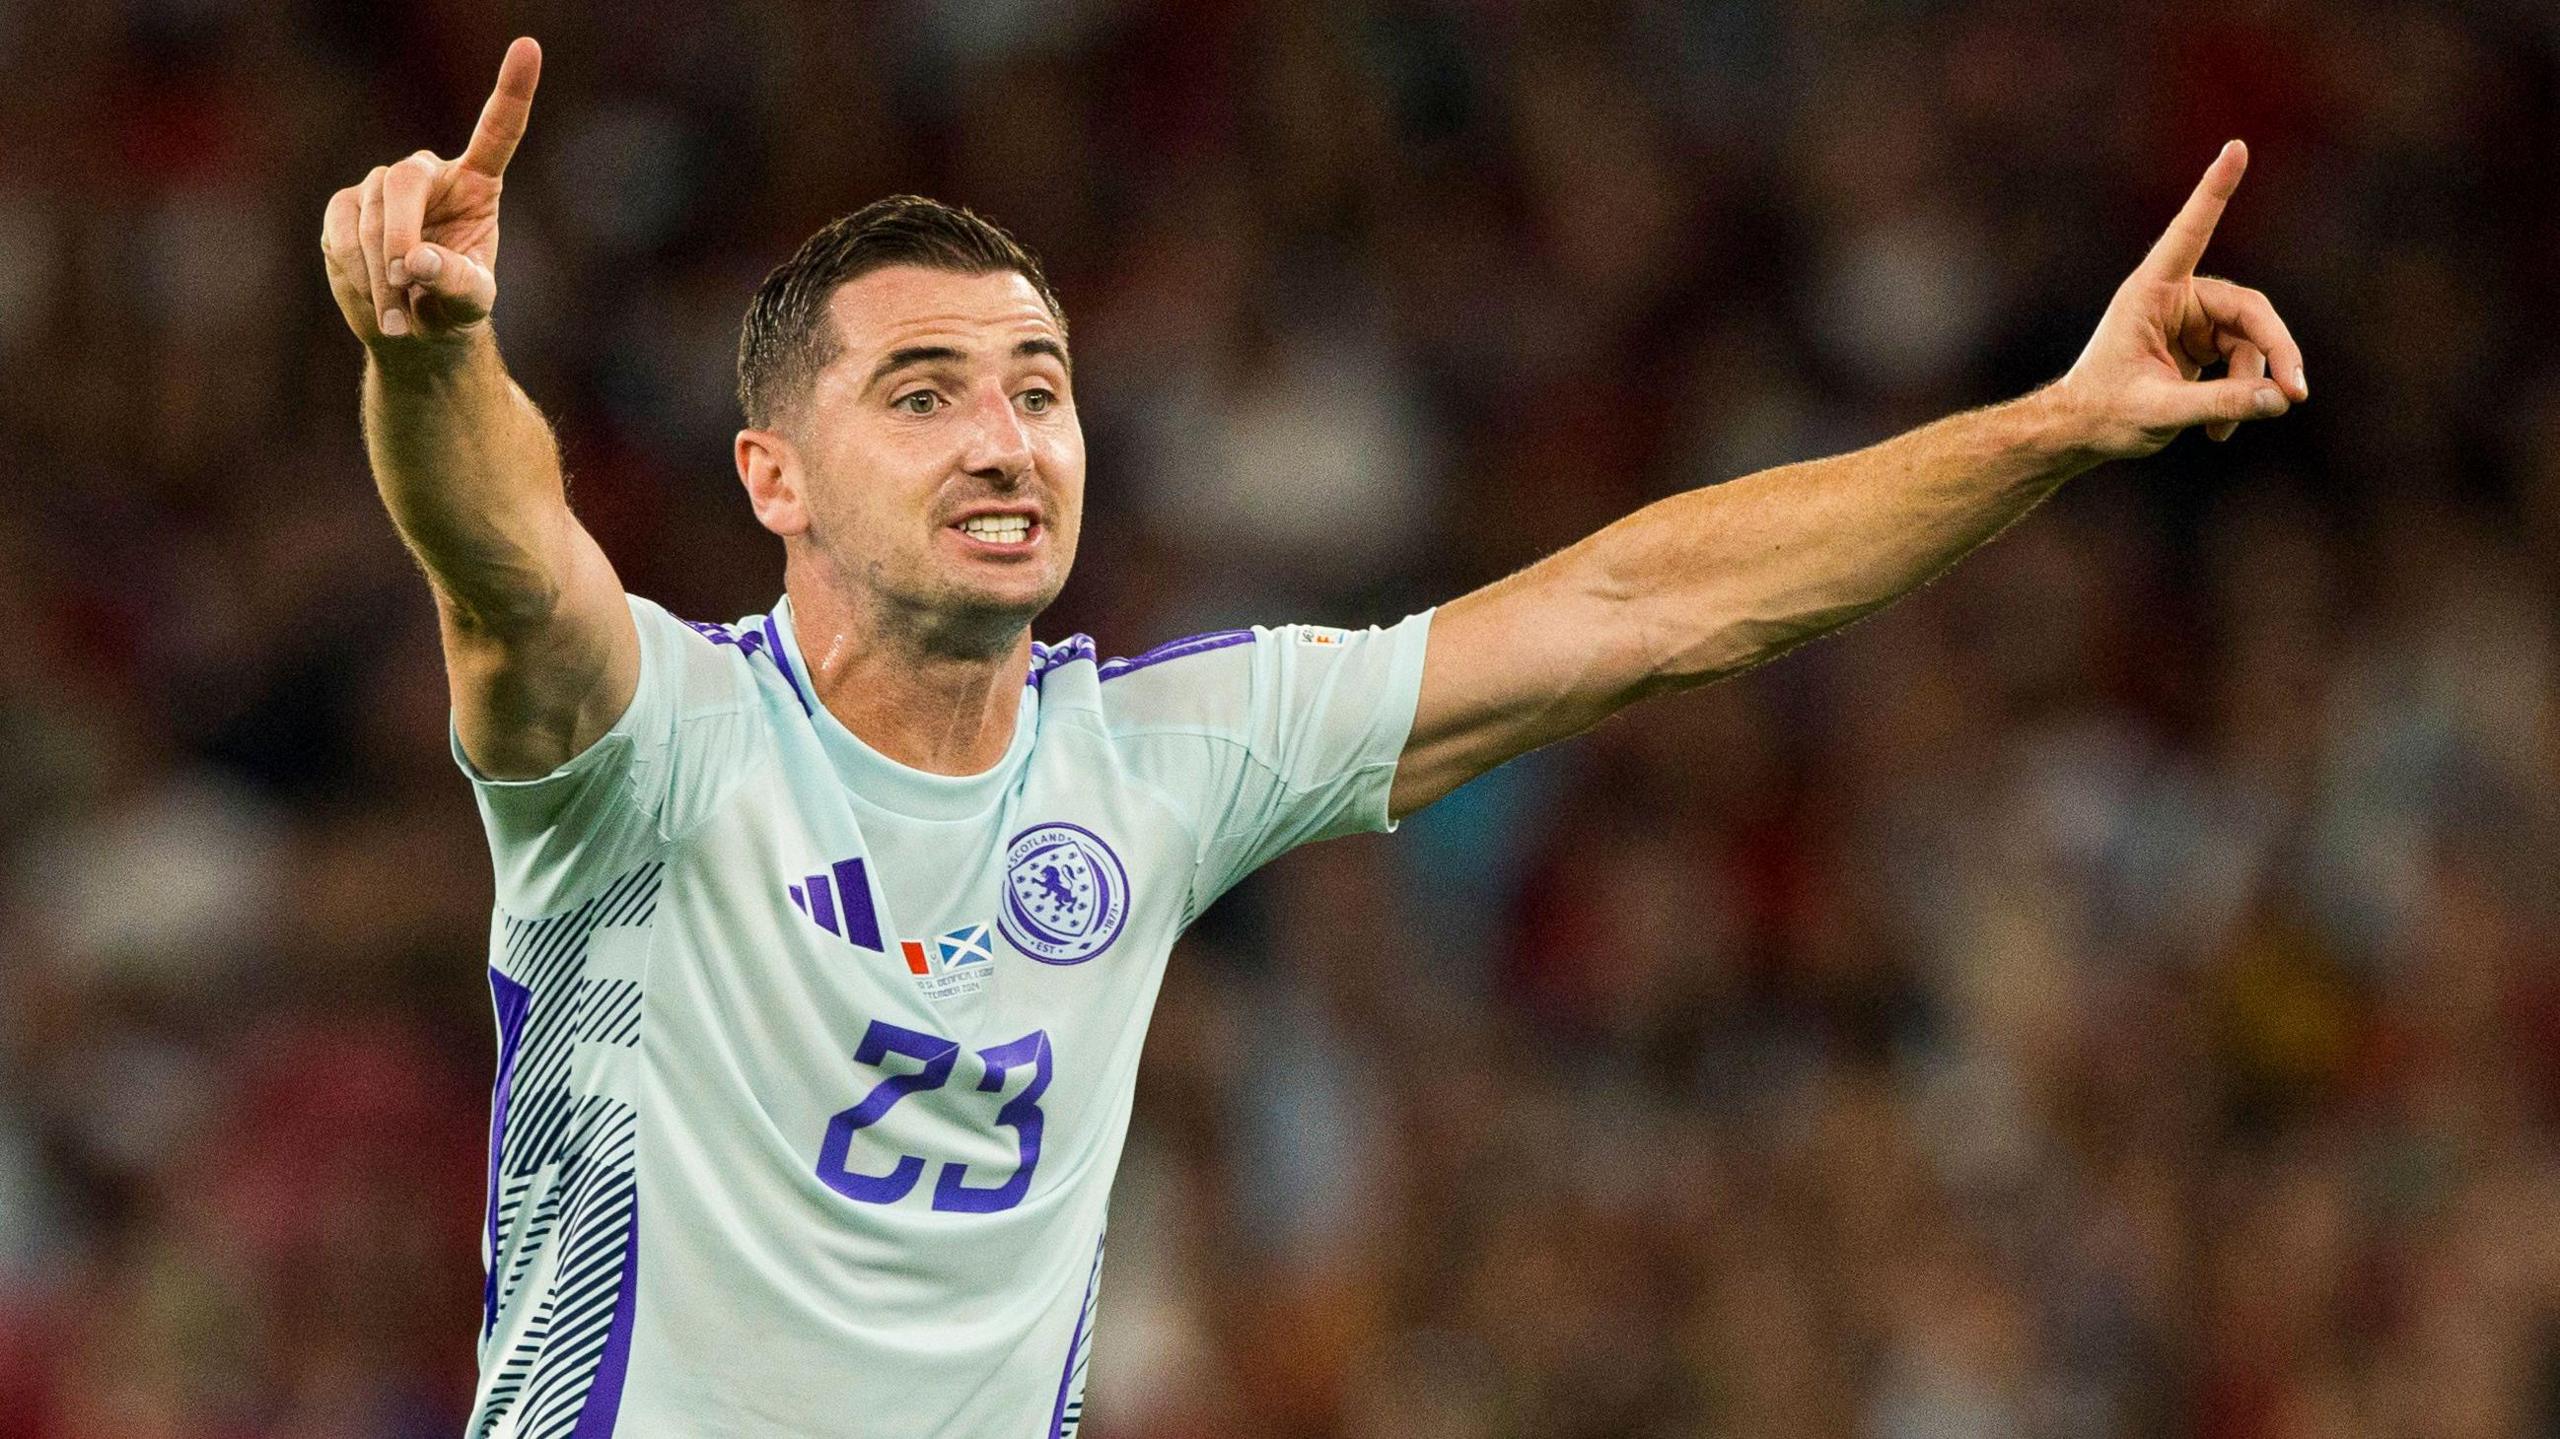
319,37,2306,1438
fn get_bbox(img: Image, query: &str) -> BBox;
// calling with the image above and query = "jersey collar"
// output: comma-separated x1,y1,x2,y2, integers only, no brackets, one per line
771,595,1039,822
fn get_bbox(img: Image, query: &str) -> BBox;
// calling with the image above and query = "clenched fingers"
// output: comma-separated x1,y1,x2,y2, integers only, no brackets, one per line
2194,276,2307,402
399,242,498,324
380,151,442,291
2208,340,2266,442
357,165,402,335
320,186,374,330
321,186,360,279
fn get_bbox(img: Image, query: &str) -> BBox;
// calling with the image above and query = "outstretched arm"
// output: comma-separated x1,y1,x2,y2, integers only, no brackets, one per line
1391,141,2308,817
320,38,638,782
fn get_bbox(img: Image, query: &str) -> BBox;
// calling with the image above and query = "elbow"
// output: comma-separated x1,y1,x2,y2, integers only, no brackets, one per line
409,512,583,640
432,564,567,641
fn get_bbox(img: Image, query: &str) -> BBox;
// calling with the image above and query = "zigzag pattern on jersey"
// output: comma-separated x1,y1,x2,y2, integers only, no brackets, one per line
1049,1231,1107,1439
472,862,661,1439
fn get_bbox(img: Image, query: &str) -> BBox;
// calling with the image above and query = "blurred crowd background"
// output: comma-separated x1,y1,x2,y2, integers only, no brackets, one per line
3,0,2558,1435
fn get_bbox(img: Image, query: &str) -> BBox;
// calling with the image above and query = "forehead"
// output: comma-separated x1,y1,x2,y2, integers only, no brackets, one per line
821,266,1061,366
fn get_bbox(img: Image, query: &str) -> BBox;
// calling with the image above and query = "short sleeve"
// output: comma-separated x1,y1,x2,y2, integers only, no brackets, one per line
453,594,765,914
1105,611,1431,918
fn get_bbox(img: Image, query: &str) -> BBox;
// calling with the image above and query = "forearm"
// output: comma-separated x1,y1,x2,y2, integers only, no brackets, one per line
1604,385,2098,694
1398,145,2301,820
362,329,574,632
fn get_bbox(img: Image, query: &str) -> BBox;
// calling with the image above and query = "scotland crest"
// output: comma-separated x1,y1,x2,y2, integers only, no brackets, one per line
999,823,1129,965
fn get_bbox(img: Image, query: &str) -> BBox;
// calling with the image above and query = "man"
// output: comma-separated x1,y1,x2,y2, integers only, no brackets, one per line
320,36,2303,1439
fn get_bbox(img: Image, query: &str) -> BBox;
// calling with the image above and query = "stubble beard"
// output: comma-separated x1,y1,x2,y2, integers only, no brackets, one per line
826,537,1062,665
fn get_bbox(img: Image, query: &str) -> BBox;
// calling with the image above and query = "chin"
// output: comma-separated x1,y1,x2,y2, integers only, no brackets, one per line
967,564,1066,614
933,571,1068,649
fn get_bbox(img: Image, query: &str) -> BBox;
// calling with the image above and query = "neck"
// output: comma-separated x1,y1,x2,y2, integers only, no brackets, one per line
783,564,1031,777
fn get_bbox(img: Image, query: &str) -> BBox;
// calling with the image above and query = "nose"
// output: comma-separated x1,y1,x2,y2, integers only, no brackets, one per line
958,383,1033,487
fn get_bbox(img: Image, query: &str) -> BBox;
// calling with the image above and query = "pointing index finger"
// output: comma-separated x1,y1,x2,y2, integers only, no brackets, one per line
2138,140,2247,283
458,36,542,178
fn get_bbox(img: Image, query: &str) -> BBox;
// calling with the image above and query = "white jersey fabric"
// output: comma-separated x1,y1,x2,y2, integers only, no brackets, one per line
457,592,1431,1438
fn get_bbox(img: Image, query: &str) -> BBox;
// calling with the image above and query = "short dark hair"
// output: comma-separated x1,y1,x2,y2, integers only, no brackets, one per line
735,195,1065,429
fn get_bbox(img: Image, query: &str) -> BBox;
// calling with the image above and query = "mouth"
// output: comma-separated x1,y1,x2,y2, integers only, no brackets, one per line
945,508,1043,556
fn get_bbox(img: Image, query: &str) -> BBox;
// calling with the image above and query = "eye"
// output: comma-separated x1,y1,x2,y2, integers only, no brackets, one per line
1018,388,1055,415
894,390,941,415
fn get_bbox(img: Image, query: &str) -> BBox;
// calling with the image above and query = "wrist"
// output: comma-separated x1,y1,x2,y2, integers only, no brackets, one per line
366,325,498,388
2013,378,2120,474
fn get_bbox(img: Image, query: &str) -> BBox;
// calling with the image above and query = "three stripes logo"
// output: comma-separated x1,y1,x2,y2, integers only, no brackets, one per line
787,857,884,952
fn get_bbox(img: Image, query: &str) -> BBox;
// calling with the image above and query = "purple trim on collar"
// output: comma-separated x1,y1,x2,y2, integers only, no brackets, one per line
1028,635,1098,685
760,614,812,714
677,612,812,714
1097,628,1255,682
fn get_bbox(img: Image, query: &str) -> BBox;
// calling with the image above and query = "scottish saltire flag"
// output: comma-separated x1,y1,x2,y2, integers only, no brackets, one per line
937,924,995,968
896,924,995,975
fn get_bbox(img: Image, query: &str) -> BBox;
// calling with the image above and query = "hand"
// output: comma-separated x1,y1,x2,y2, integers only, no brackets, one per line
321,37,541,350
2050,141,2310,458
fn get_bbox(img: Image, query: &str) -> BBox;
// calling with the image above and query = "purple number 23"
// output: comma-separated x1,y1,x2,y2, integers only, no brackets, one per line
815,1021,1052,1214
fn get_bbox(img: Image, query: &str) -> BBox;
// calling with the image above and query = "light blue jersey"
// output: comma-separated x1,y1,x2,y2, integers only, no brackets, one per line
456,593,1431,1438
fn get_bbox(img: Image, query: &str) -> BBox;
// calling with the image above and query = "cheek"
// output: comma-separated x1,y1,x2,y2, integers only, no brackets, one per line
808,442,932,530
802,468,862,533
1039,431,1087,509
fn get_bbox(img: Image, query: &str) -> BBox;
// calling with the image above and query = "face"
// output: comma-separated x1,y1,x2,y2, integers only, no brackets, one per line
737,265,1083,656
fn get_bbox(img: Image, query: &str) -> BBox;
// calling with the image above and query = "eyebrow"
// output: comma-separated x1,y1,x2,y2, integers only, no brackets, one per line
867,345,963,388
866,338,1072,389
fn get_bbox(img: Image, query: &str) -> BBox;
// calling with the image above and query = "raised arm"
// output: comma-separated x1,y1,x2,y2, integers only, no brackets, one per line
319,37,638,781
1392,141,2308,817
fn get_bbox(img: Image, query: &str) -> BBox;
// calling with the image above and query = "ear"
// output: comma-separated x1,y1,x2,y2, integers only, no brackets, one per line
735,427,810,537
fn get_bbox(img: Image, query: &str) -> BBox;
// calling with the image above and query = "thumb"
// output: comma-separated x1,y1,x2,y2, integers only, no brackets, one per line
399,241,498,326
2181,376,2291,428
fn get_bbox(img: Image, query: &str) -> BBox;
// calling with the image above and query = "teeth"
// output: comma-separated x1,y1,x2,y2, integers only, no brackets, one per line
959,516,1032,542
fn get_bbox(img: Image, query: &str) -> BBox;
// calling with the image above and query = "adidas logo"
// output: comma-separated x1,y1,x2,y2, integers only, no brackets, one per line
787,857,883,952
